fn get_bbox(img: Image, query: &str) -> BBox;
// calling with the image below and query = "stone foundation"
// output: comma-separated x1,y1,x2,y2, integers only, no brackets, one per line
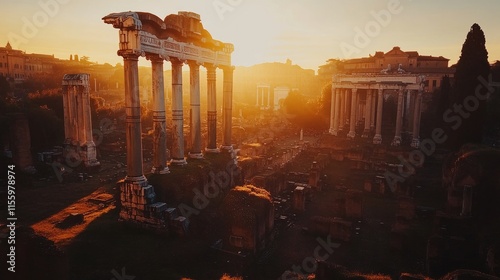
119,180,188,232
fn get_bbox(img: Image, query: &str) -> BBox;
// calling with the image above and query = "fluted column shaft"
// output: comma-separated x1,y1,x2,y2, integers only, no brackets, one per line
188,61,203,159
333,88,341,135
123,54,146,181
222,66,234,151
328,85,336,134
339,89,346,131
392,87,405,146
370,90,376,131
347,88,358,139
411,90,423,148
170,59,187,165
149,56,169,173
206,64,218,152
362,90,372,137
373,88,384,144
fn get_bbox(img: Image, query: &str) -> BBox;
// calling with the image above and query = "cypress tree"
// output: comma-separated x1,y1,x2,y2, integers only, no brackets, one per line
451,23,490,147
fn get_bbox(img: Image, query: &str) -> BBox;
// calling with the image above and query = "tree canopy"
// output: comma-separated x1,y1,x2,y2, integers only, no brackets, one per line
451,23,490,148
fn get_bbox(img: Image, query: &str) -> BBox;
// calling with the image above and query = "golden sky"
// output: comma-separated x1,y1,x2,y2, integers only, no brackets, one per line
1,0,500,71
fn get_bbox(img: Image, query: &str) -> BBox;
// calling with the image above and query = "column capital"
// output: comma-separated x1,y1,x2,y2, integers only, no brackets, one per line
170,57,185,66
204,63,216,70
221,65,235,72
146,54,165,62
120,51,140,60
187,60,203,67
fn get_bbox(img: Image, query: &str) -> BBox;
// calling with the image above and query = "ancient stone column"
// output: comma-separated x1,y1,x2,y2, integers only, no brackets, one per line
149,55,169,174
334,88,341,135
408,90,416,134
345,90,351,127
362,89,372,138
328,86,336,135
62,89,71,141
206,64,219,153
266,87,270,108
411,90,423,148
391,87,404,146
188,61,203,159
370,90,376,131
221,66,234,151
170,58,187,165
347,88,357,139
404,90,411,133
123,54,147,183
339,89,346,131
373,88,384,144
256,87,259,106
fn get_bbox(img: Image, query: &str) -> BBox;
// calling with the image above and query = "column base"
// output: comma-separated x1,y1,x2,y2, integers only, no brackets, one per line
151,166,170,174
220,145,234,153
347,131,356,139
188,152,204,159
361,129,370,138
411,138,420,149
329,128,338,136
391,136,402,146
170,158,187,166
373,134,382,144
205,147,220,153
124,174,148,185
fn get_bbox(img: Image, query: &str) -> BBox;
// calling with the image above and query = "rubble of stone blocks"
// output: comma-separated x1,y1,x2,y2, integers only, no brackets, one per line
118,180,189,233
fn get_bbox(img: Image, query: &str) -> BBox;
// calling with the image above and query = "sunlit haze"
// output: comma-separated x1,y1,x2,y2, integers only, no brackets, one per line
1,0,500,71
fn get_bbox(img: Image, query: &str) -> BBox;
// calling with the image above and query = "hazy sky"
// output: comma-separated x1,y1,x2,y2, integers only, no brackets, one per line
1,0,499,71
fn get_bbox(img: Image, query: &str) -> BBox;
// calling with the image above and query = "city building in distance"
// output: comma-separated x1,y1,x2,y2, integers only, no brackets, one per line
319,46,455,92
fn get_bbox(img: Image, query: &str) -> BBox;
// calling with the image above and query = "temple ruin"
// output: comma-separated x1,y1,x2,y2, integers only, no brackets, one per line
329,74,426,148
61,73,100,168
102,11,234,226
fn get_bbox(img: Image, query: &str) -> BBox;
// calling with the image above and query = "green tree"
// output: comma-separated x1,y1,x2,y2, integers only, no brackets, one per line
451,23,490,147
319,83,332,117
283,90,327,130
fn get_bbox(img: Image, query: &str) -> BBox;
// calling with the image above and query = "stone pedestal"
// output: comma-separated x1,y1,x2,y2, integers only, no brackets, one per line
292,186,305,212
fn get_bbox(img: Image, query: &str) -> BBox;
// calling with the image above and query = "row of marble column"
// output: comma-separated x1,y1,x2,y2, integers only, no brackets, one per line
256,85,271,108
329,86,423,147
122,53,234,184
